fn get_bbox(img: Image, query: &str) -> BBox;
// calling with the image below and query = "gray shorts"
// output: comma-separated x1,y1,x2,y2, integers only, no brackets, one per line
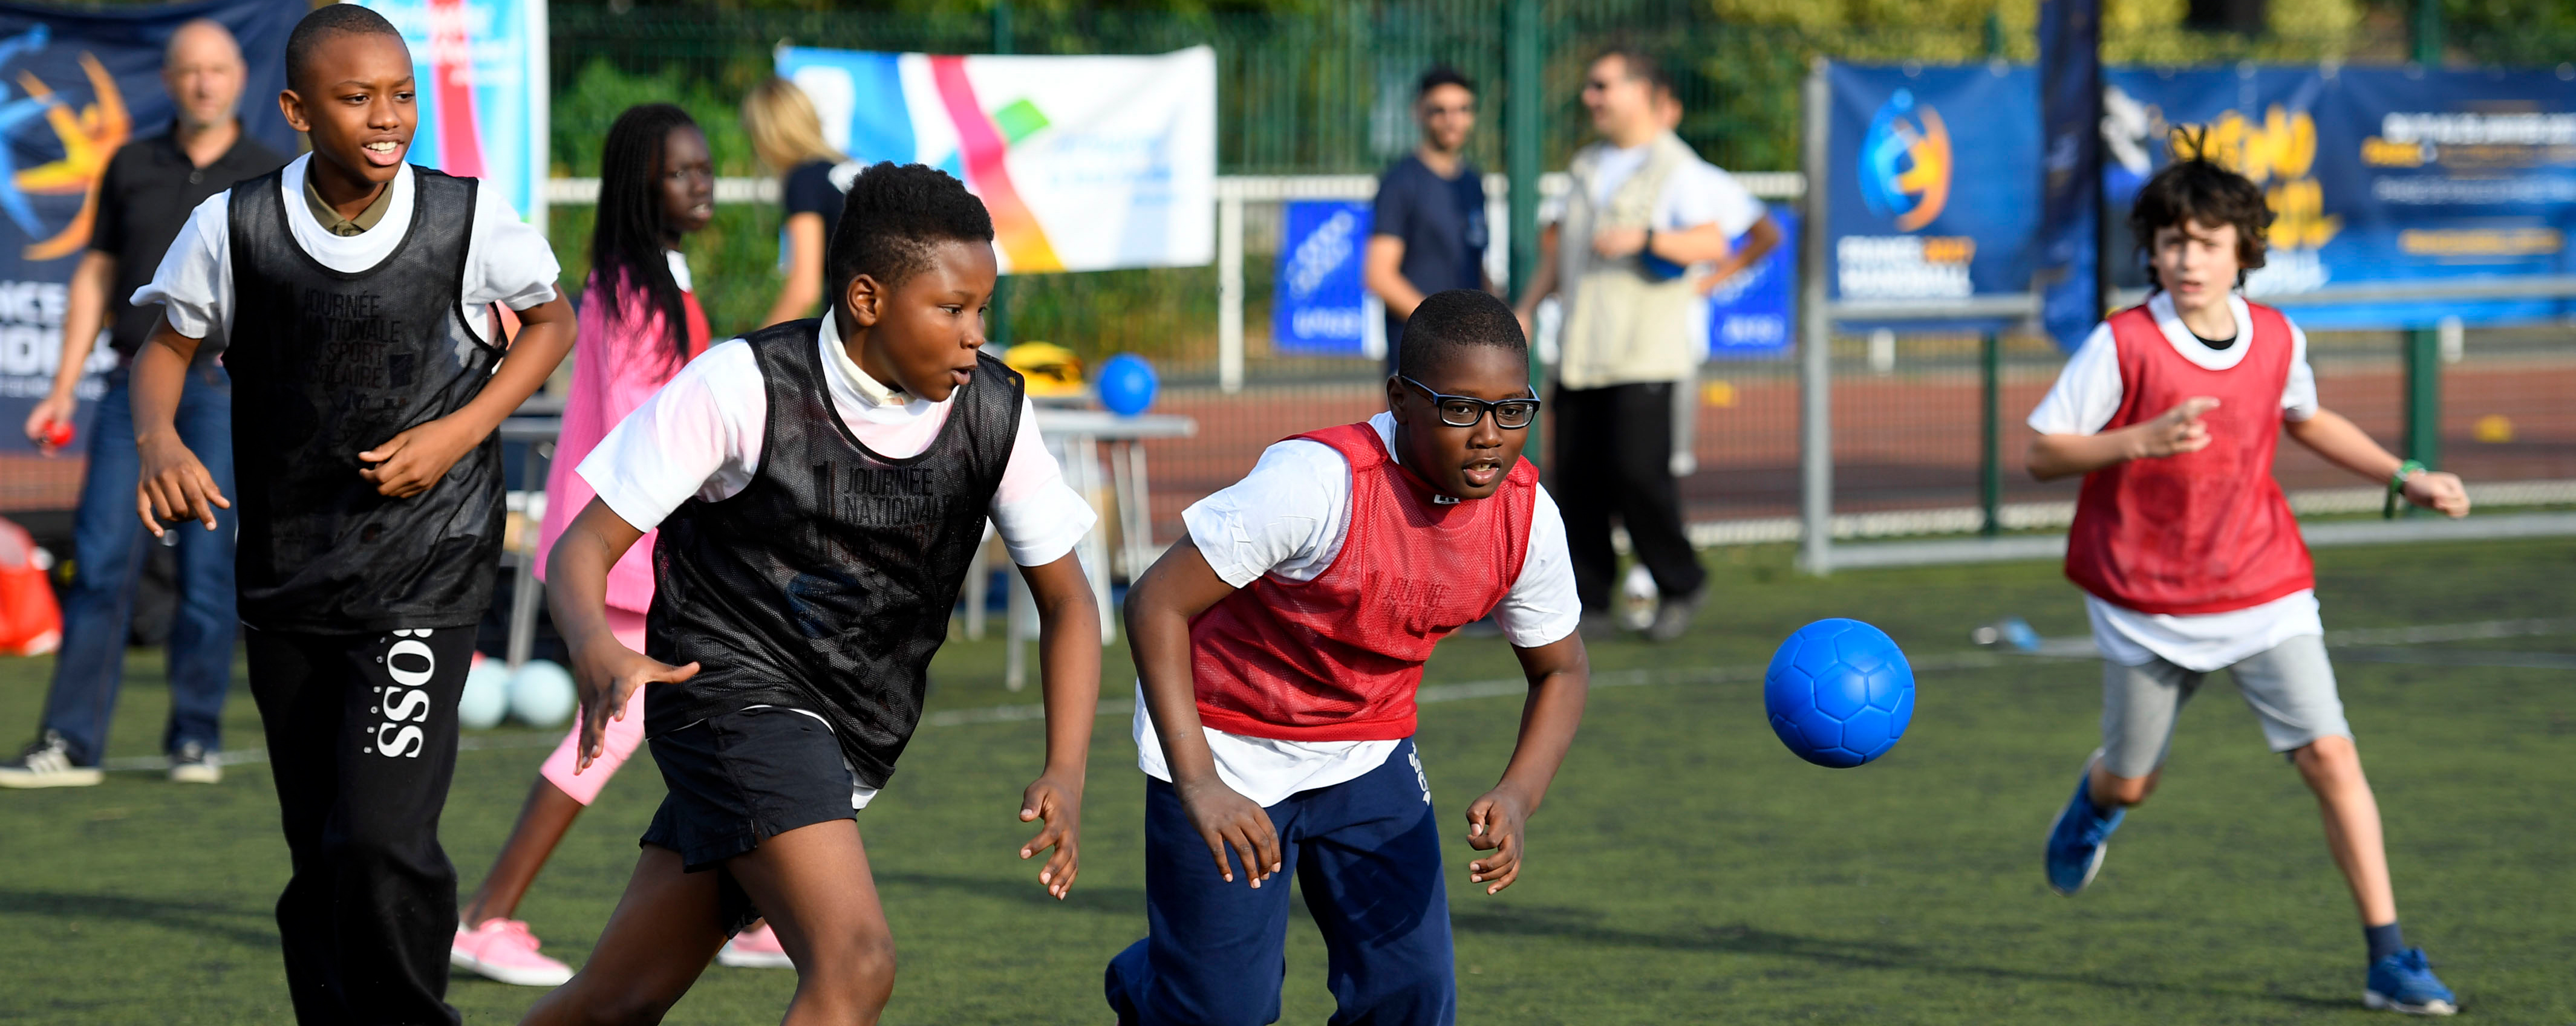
2099,634,2352,779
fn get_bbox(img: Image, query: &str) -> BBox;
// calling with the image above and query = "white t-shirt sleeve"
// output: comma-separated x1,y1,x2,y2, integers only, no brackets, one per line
576,340,764,531
2281,322,2318,421
990,397,1098,567
466,190,562,312
1658,161,1768,238
2026,322,2123,436
1181,439,1351,588
132,193,233,341
1494,484,1579,648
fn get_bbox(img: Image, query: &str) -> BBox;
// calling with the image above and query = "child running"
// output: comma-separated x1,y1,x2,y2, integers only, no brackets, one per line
448,102,764,987
129,7,576,1024
521,161,1101,1025
1107,288,1590,1026
2028,155,2470,1016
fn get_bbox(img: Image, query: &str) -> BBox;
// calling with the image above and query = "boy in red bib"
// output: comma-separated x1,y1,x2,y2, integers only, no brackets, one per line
2029,157,2470,1016
1107,290,1590,1026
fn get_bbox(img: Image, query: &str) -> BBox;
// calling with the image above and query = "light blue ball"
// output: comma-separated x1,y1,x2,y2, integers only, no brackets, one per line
1096,353,1158,416
458,661,511,730
1763,619,1915,768
508,660,578,730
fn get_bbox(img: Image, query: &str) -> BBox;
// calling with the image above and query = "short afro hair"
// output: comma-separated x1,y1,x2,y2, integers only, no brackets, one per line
2130,148,2273,290
1418,65,1475,99
827,162,996,302
1397,290,1527,380
285,4,405,94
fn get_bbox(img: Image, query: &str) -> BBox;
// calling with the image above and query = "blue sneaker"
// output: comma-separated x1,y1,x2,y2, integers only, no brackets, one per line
2364,947,2457,1015
2043,758,2124,895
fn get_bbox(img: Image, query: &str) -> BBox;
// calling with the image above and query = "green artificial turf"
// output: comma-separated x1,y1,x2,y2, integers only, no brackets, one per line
0,537,2569,1024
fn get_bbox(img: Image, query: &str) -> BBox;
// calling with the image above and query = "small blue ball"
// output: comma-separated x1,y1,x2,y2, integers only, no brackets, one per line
1096,353,1158,416
1762,618,1915,768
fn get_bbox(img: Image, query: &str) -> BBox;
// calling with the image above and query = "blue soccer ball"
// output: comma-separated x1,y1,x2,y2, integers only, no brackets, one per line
1096,353,1158,415
1763,619,1915,768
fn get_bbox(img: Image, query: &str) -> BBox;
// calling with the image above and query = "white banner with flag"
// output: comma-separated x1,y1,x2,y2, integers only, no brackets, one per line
776,45,1215,274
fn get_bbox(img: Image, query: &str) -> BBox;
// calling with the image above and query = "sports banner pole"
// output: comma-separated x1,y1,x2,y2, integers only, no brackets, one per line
1798,59,1833,576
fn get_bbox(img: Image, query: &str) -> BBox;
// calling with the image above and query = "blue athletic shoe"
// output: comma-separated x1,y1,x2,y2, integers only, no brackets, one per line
2043,759,2124,895
2364,947,2457,1015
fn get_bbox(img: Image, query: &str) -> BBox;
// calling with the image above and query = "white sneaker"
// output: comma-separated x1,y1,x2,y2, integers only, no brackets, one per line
169,742,221,785
451,918,575,987
0,732,103,788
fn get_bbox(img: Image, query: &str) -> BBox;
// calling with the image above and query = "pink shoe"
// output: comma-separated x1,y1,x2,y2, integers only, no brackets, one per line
451,918,575,987
717,921,794,969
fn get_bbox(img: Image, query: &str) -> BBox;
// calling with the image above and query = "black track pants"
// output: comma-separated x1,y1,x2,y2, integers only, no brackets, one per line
246,624,474,1026
1551,382,1707,611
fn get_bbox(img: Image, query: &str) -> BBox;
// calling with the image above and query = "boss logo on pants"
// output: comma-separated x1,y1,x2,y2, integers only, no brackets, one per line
368,628,438,758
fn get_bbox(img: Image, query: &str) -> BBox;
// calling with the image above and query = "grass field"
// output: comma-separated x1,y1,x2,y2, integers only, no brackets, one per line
1,537,2570,1025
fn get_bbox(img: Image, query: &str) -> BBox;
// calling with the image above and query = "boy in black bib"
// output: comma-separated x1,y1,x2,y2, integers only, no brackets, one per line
128,8,576,1024
521,163,1101,1024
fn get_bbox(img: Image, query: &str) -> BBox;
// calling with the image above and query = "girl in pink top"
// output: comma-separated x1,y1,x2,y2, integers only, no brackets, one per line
452,105,720,985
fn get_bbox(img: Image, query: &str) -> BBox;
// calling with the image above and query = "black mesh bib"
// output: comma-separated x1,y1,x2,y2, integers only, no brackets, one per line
647,319,1023,787
223,167,504,634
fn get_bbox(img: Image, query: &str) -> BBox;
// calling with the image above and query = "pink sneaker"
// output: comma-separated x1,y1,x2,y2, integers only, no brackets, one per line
717,921,794,969
451,918,575,987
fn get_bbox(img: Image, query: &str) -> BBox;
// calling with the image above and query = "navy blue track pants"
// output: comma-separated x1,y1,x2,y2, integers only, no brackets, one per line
1106,737,1456,1026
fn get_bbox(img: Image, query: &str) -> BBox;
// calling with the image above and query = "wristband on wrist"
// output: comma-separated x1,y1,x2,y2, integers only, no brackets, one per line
2383,458,2427,519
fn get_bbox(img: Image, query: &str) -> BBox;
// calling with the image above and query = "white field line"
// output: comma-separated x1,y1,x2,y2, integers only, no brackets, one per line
102,617,2576,773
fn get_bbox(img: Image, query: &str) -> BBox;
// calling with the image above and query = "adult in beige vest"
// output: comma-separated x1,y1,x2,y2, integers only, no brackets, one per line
1513,49,1779,641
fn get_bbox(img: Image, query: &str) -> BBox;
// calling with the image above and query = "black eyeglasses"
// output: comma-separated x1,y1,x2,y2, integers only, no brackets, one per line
1400,376,1540,429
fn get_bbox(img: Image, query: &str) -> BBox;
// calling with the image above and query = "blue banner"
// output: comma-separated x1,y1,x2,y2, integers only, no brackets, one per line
2101,65,2576,329
1274,200,1374,357
2036,0,2103,347
1825,63,2040,328
0,0,297,456
1700,209,1798,360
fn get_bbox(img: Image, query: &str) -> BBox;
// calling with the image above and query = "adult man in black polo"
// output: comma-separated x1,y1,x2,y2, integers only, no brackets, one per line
4,19,282,788
1364,66,1493,374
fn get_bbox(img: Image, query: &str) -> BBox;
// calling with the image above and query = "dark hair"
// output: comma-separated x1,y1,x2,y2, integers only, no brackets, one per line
285,5,403,94
826,163,996,304
2129,145,2272,291
590,104,702,368
1590,47,1671,97
1417,65,1475,99
1398,290,1527,379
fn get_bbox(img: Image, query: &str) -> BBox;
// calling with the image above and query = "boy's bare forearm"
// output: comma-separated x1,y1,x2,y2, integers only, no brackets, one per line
1024,554,1103,778
450,296,576,435
1495,638,1590,809
129,321,201,446
2284,409,2403,481
543,516,627,656
2027,429,2141,481
1124,543,1234,786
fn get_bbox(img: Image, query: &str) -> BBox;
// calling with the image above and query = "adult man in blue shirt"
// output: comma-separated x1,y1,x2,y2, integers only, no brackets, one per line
1365,67,1493,374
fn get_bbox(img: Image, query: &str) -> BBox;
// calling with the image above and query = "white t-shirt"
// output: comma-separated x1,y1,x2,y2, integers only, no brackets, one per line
1542,144,1769,241
135,155,562,348
576,313,1096,568
581,314,1099,810
1132,412,1579,807
2027,290,2325,672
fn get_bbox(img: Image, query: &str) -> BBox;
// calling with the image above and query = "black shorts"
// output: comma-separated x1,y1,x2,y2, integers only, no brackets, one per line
641,706,856,933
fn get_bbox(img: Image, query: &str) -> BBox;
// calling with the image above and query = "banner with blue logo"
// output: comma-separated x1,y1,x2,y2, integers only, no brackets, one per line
1274,200,1378,357
2036,0,2104,347
1700,209,1798,360
0,0,298,457
2099,65,2576,330
1825,63,2040,328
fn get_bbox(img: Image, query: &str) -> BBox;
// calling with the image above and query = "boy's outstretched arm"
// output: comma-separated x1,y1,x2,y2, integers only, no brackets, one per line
131,315,224,536
2027,396,2219,481
1467,634,1590,895
546,498,698,772
359,294,576,498
1016,551,1102,900
2285,409,2469,517
1125,540,1283,889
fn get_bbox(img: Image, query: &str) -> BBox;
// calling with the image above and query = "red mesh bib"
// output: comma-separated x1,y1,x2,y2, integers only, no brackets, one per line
2065,302,2314,614
1189,423,1537,741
